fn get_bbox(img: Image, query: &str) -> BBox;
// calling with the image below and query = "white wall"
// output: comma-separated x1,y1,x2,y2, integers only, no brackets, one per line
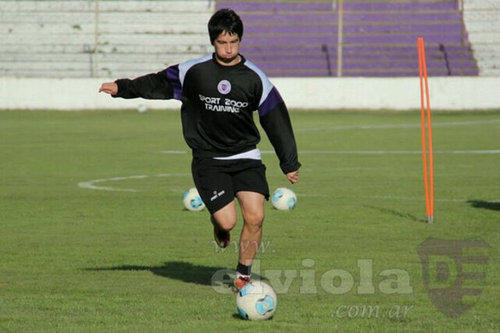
1,76,499,111
273,77,500,110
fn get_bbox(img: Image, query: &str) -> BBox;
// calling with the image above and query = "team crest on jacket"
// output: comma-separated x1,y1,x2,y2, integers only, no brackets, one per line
217,80,231,95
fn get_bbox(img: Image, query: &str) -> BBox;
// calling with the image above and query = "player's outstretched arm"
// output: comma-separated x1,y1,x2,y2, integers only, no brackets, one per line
99,70,174,100
286,170,299,184
99,82,118,95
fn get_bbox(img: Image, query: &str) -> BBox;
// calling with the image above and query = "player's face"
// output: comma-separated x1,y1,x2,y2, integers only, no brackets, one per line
214,31,241,66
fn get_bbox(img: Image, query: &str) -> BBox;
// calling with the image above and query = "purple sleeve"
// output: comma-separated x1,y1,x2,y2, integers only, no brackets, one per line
258,87,284,117
166,65,182,101
258,87,301,174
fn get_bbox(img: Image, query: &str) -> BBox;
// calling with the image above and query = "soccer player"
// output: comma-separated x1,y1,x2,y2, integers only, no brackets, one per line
99,8,300,291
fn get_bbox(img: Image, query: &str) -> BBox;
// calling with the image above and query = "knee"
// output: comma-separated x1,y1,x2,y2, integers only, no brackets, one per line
212,215,236,231
243,210,264,228
220,219,237,231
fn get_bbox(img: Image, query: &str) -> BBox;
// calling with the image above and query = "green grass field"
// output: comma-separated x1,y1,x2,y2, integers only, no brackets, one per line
1,109,499,332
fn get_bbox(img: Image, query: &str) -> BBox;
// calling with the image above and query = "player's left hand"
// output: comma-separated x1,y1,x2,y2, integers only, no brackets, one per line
286,170,299,184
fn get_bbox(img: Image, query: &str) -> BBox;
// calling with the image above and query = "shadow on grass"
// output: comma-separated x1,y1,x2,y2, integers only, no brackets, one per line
468,200,500,212
363,205,426,223
86,261,236,286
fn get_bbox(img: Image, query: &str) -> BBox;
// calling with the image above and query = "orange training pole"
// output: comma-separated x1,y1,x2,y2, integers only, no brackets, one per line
422,39,434,223
417,37,434,224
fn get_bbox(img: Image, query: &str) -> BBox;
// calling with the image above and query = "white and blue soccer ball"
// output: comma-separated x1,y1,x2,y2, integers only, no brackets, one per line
236,280,277,320
271,187,297,211
137,103,148,114
182,187,205,211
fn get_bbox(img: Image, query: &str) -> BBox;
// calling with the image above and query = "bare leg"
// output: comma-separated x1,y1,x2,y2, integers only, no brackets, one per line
210,201,237,248
212,201,238,231
236,191,265,266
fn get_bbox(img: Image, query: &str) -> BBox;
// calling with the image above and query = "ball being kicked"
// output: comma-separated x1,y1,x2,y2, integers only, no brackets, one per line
236,280,277,320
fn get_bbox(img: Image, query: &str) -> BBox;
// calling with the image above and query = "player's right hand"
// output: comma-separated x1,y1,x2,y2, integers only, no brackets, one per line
286,170,299,184
99,82,118,95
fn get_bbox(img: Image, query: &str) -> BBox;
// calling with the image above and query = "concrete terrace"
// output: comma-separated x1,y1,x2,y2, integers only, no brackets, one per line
219,1,479,77
0,0,485,78
0,1,215,78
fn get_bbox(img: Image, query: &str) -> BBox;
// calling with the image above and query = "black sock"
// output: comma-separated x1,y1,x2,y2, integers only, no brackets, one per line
236,262,251,276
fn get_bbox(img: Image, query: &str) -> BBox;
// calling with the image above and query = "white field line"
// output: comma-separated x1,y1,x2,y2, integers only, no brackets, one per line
157,119,499,155
85,117,499,193
288,150,500,155
78,176,499,204
160,150,188,154
295,119,500,132
77,178,491,203
78,175,497,204
297,194,500,203
159,149,500,155
78,173,190,192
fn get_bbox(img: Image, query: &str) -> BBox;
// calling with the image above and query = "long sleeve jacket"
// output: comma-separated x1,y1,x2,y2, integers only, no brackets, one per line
114,53,301,174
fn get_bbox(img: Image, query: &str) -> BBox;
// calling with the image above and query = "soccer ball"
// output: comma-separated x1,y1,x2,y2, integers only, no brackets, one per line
182,187,205,211
271,187,297,210
236,281,277,320
137,104,148,113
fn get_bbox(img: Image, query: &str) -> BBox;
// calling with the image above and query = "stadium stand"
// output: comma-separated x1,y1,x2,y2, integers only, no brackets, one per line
218,0,479,77
463,0,500,76
0,0,496,78
0,1,214,78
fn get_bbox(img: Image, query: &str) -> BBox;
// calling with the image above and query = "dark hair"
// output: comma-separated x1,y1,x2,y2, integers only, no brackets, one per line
208,8,243,45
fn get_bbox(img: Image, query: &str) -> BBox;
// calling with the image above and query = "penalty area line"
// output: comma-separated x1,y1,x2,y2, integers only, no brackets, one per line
78,173,190,192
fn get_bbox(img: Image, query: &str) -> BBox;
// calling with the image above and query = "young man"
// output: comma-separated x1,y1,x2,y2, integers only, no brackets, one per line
99,8,300,290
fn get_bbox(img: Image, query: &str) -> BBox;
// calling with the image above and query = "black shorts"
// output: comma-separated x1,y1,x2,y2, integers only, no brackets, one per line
191,157,270,214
